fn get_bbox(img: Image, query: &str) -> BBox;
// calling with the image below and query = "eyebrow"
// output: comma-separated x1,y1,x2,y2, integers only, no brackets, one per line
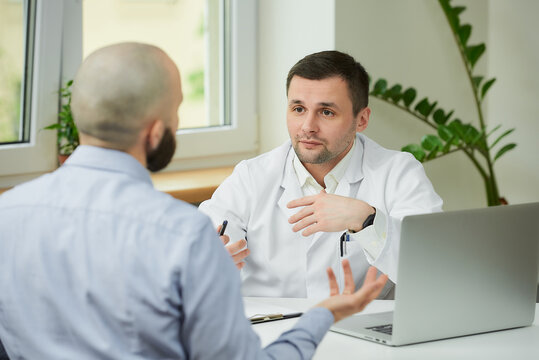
288,99,341,111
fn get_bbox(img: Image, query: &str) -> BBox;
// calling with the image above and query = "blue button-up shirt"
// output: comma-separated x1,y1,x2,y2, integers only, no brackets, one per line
0,145,333,359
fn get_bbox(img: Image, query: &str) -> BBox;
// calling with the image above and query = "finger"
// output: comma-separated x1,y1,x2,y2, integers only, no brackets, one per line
288,206,314,225
232,248,250,263
220,234,230,246
236,262,245,270
292,214,318,233
363,266,378,286
341,259,355,295
226,239,247,254
354,274,388,309
301,222,323,237
326,267,339,296
287,195,316,209
216,224,223,234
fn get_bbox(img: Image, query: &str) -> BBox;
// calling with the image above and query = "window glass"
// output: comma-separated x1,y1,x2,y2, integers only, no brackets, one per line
0,0,34,145
82,0,228,130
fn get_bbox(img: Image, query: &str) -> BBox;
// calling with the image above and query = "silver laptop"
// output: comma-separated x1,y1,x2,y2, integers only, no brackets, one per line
331,202,539,346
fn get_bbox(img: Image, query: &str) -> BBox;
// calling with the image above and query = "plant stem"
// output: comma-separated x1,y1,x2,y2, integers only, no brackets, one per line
438,1,501,205
371,96,437,131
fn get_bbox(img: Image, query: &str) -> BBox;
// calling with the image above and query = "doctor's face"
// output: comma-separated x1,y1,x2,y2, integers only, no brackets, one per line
287,75,370,167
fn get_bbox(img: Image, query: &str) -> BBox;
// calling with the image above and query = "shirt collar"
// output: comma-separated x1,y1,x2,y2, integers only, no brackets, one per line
292,137,356,193
64,145,153,186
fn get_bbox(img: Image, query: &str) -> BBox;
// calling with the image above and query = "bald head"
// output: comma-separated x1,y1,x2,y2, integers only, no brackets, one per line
71,42,182,150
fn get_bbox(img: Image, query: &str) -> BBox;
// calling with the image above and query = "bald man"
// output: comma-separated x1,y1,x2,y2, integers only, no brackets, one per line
0,43,387,359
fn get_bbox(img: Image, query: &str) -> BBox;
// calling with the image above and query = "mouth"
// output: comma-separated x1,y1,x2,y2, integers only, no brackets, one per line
298,139,323,146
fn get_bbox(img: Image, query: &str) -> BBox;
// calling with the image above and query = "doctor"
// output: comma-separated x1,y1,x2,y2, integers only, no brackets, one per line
200,50,443,299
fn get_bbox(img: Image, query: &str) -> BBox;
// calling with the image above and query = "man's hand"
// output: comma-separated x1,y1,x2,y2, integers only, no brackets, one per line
217,224,250,270
316,259,388,323
287,190,374,236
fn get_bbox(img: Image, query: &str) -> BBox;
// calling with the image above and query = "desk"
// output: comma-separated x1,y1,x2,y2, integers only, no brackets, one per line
245,297,539,360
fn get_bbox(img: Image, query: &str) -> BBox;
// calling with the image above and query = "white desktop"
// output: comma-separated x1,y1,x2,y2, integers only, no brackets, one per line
245,297,539,360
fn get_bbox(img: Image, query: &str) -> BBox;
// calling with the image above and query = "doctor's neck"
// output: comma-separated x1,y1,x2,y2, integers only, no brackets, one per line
301,143,353,188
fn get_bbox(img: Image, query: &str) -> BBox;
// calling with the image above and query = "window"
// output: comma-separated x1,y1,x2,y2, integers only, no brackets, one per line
0,0,34,145
0,0,257,186
0,0,61,182
74,0,257,170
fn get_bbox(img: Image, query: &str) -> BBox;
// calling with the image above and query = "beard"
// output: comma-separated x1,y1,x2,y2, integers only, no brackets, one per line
292,135,354,165
292,138,334,164
146,127,177,172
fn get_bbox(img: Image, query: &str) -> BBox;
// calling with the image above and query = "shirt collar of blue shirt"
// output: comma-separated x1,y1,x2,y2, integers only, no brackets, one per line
64,145,153,186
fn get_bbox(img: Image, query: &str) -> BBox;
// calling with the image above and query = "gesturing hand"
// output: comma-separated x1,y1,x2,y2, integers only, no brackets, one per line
217,223,250,270
287,190,374,236
316,259,388,323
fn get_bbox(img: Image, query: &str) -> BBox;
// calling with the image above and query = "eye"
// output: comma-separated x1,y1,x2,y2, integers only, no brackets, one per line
292,106,305,114
321,109,334,117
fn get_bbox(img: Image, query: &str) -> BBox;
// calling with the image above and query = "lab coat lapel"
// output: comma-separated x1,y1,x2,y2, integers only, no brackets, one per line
277,148,304,221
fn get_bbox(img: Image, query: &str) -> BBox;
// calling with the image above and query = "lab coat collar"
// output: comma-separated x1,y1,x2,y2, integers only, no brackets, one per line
341,133,365,187
277,145,304,221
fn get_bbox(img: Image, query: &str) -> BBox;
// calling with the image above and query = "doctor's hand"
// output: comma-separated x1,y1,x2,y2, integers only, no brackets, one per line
315,259,388,323
217,224,250,270
287,190,375,236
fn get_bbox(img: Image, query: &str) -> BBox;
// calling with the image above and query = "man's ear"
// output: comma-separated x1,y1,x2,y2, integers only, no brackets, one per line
356,107,371,133
146,119,165,151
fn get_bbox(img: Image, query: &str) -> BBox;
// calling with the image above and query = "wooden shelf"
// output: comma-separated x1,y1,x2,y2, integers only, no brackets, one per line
151,166,233,204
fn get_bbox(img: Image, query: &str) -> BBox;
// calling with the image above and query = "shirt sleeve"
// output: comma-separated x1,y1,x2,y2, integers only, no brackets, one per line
178,215,334,359
347,208,387,261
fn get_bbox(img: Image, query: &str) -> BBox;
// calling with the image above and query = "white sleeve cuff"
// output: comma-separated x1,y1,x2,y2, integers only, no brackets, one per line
348,208,387,261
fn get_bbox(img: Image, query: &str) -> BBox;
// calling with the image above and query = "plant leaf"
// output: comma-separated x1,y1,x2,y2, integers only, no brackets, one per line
453,6,466,16
421,134,444,151
466,44,486,68
490,128,515,149
448,119,464,137
458,24,472,45
402,144,426,162
432,109,453,125
414,98,438,118
385,84,403,102
472,76,483,90
486,124,502,138
439,1,465,31
442,135,456,153
372,79,388,96
44,123,60,130
426,149,439,160
401,88,417,107
481,78,496,99
438,124,459,144
494,143,516,162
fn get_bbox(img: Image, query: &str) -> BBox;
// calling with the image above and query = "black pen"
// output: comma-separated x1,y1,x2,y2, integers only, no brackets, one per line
219,220,228,236
250,312,303,324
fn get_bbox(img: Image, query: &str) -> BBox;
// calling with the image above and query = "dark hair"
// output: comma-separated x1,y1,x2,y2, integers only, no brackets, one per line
286,50,369,116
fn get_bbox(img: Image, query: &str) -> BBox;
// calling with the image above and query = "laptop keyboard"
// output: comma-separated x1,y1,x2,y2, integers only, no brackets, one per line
366,324,393,335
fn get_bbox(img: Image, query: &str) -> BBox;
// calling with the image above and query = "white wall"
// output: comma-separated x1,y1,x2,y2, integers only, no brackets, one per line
488,0,539,206
258,0,335,153
258,0,539,211
334,0,489,211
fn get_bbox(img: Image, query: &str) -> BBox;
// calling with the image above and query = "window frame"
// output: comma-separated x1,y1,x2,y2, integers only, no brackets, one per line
0,0,258,187
0,0,62,185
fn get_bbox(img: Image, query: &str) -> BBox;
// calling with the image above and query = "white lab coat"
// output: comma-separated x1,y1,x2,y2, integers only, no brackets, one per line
199,134,443,299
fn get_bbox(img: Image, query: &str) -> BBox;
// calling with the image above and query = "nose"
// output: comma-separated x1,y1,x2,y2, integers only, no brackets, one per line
301,111,318,134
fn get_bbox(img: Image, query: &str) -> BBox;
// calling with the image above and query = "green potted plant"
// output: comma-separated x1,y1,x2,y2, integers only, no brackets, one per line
44,79,79,164
369,0,515,206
